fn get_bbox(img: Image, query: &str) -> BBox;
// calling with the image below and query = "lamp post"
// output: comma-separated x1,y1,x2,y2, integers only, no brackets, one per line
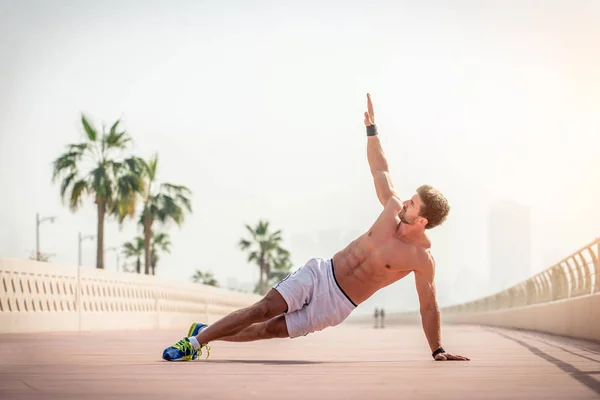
105,246,120,272
36,213,56,261
78,232,95,266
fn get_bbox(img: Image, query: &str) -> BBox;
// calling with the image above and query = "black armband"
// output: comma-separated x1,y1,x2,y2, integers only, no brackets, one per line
366,124,378,137
432,347,445,359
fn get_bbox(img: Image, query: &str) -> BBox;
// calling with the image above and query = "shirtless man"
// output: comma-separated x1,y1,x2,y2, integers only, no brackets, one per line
162,94,469,362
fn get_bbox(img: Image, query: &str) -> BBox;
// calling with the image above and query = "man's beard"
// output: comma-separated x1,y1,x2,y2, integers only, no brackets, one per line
399,209,412,224
399,214,412,224
398,209,417,225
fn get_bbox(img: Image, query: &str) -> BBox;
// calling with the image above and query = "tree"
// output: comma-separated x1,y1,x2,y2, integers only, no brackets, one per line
238,219,292,295
191,270,219,286
268,246,293,286
252,247,293,293
52,115,144,269
122,236,144,274
150,231,171,276
139,153,192,274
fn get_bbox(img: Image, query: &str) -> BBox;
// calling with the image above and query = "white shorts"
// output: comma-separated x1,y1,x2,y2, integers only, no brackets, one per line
273,258,357,338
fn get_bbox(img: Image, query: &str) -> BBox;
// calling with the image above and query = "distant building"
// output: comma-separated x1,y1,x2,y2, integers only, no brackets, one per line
489,201,532,293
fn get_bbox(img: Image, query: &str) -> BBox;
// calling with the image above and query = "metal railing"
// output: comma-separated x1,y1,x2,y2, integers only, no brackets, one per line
444,237,600,314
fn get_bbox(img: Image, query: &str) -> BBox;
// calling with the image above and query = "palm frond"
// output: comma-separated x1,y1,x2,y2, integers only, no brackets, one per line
52,150,82,182
109,119,120,136
90,165,113,202
105,129,130,149
244,224,258,241
122,236,144,257
81,115,98,141
59,171,77,200
239,239,252,250
121,242,137,257
147,153,158,181
69,179,89,211
256,220,269,236
68,143,88,155
111,169,143,222
247,251,259,263
124,156,147,177
152,232,172,253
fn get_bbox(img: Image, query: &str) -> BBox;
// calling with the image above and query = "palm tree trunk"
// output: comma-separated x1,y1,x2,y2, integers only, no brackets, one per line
143,217,152,275
264,262,271,294
96,201,105,269
259,254,265,295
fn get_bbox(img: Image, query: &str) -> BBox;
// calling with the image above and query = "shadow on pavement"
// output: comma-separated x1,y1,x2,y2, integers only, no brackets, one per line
487,327,600,395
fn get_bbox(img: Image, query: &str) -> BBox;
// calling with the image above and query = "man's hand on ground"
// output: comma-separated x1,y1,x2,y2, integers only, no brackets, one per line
364,93,375,126
434,352,470,361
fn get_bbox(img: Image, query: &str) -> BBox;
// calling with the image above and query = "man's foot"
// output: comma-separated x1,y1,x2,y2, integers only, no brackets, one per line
162,337,203,362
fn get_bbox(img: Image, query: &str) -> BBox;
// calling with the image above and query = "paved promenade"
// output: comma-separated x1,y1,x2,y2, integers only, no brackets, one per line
1,324,599,399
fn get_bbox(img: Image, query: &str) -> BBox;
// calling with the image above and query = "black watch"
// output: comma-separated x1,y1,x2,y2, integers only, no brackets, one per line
432,347,445,359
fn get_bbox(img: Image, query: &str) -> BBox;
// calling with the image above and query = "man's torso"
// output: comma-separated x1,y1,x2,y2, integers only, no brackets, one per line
332,197,433,305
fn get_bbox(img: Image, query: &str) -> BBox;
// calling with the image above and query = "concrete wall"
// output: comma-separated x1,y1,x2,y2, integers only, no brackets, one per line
442,292,600,342
0,258,261,333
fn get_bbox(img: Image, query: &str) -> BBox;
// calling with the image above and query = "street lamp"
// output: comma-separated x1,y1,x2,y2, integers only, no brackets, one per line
36,213,56,261
78,232,95,266
105,246,121,272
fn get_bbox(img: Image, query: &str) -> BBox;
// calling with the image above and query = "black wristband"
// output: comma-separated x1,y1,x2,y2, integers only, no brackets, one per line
432,347,445,359
366,124,378,136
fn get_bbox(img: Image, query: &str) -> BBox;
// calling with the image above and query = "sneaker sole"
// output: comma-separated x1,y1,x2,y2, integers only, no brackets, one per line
163,355,196,362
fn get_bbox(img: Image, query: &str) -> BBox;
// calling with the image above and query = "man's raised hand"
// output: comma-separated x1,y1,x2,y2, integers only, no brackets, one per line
364,93,375,126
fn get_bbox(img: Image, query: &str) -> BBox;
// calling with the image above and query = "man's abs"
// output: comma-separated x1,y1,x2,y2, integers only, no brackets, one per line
332,234,416,305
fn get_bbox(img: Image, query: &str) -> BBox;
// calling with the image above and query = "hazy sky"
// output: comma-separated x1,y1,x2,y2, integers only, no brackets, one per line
1,0,599,315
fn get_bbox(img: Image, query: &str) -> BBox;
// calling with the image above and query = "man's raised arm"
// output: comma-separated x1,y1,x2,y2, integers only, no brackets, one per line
364,94,398,207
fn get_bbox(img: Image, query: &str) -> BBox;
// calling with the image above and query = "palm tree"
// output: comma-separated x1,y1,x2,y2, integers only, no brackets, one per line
191,270,219,286
268,247,293,286
139,153,192,275
122,236,144,273
150,231,171,275
52,115,144,269
238,219,292,295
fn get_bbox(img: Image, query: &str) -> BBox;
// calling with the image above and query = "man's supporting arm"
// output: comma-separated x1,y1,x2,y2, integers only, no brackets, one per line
414,269,471,361
414,270,442,353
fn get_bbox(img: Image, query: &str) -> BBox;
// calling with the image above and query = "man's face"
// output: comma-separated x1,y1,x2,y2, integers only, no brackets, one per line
399,194,423,224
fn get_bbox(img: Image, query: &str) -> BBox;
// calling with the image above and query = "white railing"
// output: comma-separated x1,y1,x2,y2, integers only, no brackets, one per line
0,258,261,333
443,238,600,314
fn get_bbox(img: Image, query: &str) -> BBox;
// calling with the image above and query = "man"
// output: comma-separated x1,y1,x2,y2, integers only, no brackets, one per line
162,94,469,362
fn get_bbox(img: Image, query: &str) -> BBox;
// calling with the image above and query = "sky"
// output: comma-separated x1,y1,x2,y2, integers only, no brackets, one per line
1,0,599,315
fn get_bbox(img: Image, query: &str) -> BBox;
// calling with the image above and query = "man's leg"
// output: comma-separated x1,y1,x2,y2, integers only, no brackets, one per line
194,289,288,345
217,315,289,342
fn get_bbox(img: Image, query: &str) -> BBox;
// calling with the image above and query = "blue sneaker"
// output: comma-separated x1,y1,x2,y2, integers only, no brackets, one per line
186,322,211,359
188,322,208,337
162,337,199,362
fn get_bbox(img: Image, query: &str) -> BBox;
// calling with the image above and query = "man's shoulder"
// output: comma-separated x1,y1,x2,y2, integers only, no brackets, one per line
412,248,435,278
